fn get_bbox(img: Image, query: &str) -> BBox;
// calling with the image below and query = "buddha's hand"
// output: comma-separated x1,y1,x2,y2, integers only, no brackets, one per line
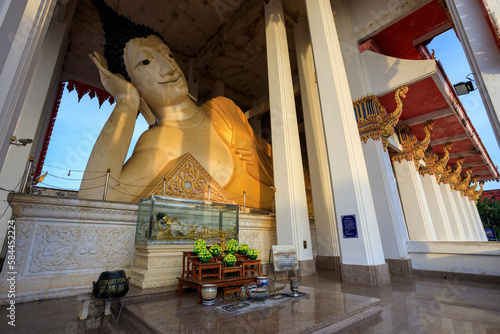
89,51,139,104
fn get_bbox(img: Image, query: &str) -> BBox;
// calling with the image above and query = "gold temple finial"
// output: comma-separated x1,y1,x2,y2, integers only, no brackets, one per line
390,124,415,164
380,86,408,151
435,142,453,183
455,167,474,196
472,181,485,204
412,120,434,171
352,94,385,143
446,156,465,188
419,148,438,177
465,176,480,200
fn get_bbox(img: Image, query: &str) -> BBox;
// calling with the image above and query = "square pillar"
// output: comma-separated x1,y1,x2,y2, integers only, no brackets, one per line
294,17,340,270
265,0,314,276
305,0,390,286
438,183,466,241
420,174,454,240
392,159,437,241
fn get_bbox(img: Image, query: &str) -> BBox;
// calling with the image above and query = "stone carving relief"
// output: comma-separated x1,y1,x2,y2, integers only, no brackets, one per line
28,223,135,274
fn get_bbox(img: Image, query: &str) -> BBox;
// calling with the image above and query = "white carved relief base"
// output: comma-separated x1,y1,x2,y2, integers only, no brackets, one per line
0,195,138,304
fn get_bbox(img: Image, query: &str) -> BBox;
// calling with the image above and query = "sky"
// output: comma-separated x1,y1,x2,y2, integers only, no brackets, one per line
38,28,500,192
428,29,500,191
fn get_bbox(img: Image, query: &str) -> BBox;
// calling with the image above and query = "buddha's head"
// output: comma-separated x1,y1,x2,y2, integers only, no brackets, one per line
92,0,188,109
124,36,188,109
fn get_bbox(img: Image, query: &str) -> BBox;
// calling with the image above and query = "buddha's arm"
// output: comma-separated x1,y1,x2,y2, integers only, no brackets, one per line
78,97,139,199
78,52,140,199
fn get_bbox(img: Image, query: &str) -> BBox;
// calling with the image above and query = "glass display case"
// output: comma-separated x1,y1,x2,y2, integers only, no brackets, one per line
135,196,239,245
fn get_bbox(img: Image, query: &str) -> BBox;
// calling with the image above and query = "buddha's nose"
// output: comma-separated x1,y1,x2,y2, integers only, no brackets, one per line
159,57,175,76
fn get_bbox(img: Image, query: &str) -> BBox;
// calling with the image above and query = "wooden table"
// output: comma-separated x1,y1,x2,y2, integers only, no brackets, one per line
182,251,196,279
177,275,259,304
221,265,242,278
193,262,222,281
237,259,261,276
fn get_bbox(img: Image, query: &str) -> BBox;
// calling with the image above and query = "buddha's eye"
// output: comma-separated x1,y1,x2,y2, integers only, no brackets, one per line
141,58,152,65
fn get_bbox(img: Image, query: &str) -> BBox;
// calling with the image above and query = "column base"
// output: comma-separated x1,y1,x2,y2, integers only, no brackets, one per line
386,258,413,276
317,255,341,271
341,263,391,286
299,259,317,276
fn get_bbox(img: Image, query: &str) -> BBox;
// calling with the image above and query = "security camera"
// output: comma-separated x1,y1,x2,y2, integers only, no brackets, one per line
19,139,33,145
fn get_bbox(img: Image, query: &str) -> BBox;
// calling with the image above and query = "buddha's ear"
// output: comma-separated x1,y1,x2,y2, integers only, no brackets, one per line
139,97,156,125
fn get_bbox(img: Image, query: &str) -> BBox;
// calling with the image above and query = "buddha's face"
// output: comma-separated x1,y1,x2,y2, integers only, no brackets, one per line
124,35,188,110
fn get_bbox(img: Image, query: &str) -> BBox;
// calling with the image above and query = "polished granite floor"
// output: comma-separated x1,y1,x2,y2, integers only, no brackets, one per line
1,271,499,333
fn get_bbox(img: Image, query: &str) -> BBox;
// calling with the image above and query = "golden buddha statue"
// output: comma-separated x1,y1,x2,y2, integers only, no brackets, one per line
79,0,274,210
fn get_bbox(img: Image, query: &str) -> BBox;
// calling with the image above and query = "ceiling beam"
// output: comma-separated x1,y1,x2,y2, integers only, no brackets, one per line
470,170,494,175
461,161,487,168
402,108,454,126
194,0,263,71
448,149,480,158
430,133,469,146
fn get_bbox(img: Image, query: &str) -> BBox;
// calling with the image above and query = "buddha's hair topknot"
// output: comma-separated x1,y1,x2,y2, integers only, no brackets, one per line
92,0,164,82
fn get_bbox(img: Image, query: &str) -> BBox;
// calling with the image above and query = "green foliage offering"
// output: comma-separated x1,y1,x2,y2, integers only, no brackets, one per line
238,243,249,255
247,248,259,260
193,239,207,254
223,253,237,266
227,239,238,248
226,243,238,254
209,244,222,256
198,248,213,263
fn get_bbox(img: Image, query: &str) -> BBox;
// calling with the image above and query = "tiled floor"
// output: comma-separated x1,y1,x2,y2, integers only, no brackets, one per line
1,271,499,333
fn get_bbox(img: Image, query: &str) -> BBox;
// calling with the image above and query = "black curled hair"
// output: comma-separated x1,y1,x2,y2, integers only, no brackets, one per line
92,0,165,82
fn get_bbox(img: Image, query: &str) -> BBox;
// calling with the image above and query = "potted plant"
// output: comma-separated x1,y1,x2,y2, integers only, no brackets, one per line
223,253,237,267
247,248,259,260
238,243,249,255
226,239,238,254
198,248,213,263
193,239,206,254
209,244,222,257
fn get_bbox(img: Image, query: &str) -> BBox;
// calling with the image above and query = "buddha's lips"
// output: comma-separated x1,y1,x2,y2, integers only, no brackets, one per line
159,74,180,84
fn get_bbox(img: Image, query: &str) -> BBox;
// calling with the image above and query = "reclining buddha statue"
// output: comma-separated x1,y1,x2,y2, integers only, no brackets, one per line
78,0,274,210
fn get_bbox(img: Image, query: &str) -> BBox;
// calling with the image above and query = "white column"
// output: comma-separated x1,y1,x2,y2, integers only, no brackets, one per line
305,0,389,285
420,174,453,240
462,196,482,241
264,0,314,268
331,0,409,267
363,140,410,260
0,0,57,170
452,190,474,240
468,200,487,241
0,0,74,247
294,18,340,263
439,183,466,241
393,160,437,241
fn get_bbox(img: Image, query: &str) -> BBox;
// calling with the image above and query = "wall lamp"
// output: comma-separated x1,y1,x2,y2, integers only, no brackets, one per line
453,74,476,96
10,136,33,147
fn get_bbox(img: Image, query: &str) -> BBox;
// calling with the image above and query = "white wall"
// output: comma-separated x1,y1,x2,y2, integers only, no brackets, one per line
407,240,500,276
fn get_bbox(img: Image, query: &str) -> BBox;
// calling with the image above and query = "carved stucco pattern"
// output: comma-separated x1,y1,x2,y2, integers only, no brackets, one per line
28,223,135,274
14,205,137,222
12,219,37,278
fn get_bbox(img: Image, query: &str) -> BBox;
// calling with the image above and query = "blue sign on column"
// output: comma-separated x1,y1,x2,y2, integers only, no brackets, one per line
342,215,358,238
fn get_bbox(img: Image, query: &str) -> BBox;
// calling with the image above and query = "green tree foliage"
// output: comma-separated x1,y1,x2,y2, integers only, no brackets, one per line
477,197,500,239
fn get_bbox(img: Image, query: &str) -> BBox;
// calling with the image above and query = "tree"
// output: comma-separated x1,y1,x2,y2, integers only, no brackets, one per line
477,197,500,239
